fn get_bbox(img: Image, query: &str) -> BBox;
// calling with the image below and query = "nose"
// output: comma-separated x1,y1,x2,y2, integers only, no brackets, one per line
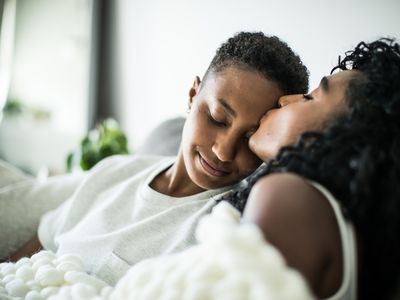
212,133,238,162
278,94,303,107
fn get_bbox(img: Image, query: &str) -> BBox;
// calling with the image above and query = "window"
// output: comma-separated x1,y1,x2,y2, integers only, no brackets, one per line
0,0,93,174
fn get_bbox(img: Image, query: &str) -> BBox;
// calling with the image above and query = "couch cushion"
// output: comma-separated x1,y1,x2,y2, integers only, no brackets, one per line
135,117,185,156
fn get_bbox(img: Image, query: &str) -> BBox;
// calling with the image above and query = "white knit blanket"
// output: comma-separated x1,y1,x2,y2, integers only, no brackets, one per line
0,202,314,300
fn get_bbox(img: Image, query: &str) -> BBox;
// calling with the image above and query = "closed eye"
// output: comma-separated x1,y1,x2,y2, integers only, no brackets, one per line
303,94,313,101
207,109,227,127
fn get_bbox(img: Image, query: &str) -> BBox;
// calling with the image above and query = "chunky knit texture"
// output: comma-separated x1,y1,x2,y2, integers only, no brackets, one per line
0,202,313,300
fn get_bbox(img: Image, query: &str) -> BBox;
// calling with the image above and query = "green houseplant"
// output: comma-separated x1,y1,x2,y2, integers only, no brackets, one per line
66,119,129,172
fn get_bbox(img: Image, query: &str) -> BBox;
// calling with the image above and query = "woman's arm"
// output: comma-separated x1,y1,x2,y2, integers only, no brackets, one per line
3,234,43,263
0,166,86,260
242,173,342,298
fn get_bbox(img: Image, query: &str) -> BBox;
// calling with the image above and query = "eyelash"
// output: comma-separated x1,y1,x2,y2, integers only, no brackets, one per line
303,94,313,101
244,131,254,140
206,109,253,140
207,110,227,127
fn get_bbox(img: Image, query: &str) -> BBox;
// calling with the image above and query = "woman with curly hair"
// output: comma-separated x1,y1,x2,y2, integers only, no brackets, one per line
225,39,400,299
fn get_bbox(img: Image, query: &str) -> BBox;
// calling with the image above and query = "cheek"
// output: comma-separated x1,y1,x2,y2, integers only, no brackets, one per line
250,116,283,151
277,110,326,146
248,110,298,160
235,147,262,175
183,109,213,148
283,107,327,139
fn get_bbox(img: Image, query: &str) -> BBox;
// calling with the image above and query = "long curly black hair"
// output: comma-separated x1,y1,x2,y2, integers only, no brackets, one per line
204,31,309,95
224,38,400,299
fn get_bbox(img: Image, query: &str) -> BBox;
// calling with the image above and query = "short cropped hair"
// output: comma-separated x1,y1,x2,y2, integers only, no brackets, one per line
204,31,309,95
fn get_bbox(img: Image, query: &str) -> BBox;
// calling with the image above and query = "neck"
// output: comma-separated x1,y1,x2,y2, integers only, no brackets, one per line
150,151,205,197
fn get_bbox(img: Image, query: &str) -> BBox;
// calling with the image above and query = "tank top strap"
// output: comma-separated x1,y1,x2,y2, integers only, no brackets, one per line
308,180,358,300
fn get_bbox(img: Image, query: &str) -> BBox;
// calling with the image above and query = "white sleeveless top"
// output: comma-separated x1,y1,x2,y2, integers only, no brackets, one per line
309,181,358,300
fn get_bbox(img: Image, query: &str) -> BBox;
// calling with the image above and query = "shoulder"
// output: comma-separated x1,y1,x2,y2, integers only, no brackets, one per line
244,173,326,221
243,173,342,294
90,154,172,174
80,155,175,187
244,172,337,240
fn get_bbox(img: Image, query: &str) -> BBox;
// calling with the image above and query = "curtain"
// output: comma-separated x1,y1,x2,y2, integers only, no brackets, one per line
0,0,16,114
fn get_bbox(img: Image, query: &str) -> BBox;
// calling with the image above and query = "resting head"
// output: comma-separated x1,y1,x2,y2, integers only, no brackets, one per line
243,38,400,300
177,31,309,192
250,38,400,163
249,70,356,161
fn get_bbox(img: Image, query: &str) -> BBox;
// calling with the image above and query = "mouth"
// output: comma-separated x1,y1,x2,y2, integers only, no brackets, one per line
198,154,230,177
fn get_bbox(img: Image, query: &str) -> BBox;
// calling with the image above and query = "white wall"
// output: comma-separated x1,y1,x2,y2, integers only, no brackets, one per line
115,0,400,150
9,0,92,136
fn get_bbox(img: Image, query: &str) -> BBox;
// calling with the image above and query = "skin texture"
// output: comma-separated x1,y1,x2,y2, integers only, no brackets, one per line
243,173,343,298
244,70,360,298
151,66,283,197
249,70,357,161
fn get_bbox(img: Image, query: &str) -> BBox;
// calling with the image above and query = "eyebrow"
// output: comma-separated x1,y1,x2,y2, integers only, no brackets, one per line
320,76,330,92
217,98,260,130
218,98,237,117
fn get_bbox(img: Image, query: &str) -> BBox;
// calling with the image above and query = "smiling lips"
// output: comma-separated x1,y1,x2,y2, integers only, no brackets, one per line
199,154,230,177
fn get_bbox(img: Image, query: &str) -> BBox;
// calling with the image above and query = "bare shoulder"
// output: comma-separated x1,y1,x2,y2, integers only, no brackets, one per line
243,172,337,242
243,173,342,296
243,173,327,224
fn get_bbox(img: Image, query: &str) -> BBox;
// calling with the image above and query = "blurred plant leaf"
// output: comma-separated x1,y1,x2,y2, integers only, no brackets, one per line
3,99,23,115
3,98,51,120
66,118,130,172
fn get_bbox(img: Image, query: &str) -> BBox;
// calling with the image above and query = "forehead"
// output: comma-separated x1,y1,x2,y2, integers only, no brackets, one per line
306,70,359,121
318,70,359,104
201,67,283,117
326,70,359,91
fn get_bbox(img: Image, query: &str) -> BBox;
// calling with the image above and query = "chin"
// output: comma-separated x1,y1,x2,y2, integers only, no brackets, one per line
191,167,239,191
192,174,228,190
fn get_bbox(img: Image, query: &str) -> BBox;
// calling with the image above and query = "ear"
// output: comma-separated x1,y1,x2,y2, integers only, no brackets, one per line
188,76,201,109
